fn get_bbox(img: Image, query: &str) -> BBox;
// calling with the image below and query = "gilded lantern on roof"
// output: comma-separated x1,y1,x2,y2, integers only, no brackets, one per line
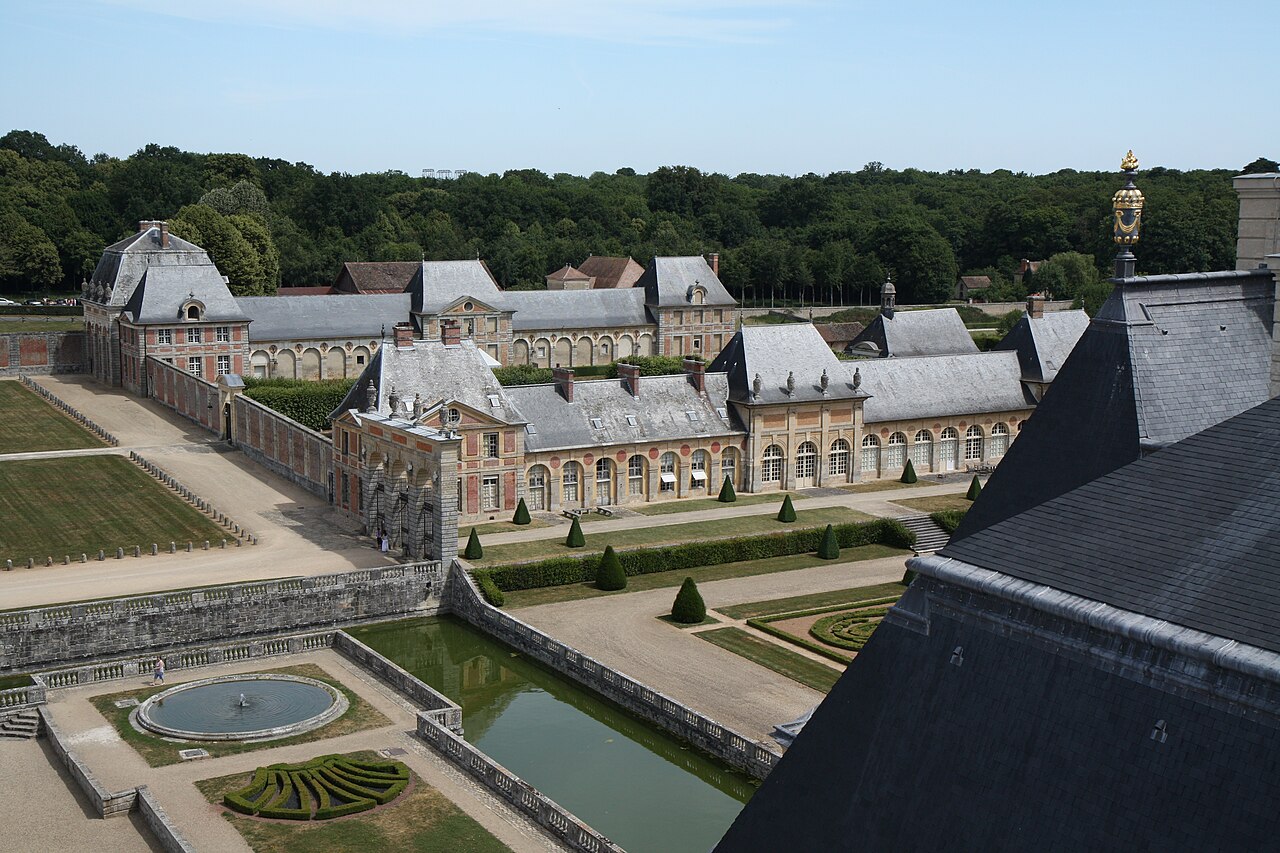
1113,150,1143,246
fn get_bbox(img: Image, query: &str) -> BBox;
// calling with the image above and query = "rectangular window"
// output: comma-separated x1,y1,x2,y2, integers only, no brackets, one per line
488,317,498,335
216,355,231,376
562,467,579,503
483,433,499,458
216,326,230,342
356,355,366,365
487,344,499,360
188,356,202,377
481,475,499,511
157,328,172,345
342,430,350,455
673,311,683,324
186,327,202,344
339,473,348,508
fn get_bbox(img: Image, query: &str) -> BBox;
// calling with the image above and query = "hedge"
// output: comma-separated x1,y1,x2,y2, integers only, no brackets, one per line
243,377,357,431
475,518,916,592
223,755,408,820
463,528,483,560
671,577,706,623
476,573,505,606
931,508,967,534
0,305,82,316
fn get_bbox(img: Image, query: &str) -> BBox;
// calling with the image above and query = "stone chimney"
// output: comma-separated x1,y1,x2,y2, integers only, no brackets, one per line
1027,293,1045,320
618,363,641,398
708,252,720,276
684,357,705,393
552,367,574,402
441,319,461,347
393,322,414,348
1235,173,1280,271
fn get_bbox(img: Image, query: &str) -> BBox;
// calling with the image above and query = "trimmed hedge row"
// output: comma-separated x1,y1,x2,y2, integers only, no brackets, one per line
748,618,853,665
474,518,916,593
224,755,409,821
475,573,505,607
242,378,357,431
930,509,967,535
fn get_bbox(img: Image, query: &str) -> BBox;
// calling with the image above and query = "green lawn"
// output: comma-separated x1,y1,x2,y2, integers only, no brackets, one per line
0,318,85,333
891,494,974,513
0,455,227,563
504,545,909,609
697,627,842,692
838,479,924,493
473,505,871,566
631,492,808,516
458,517,552,539
716,581,910,620
0,381,103,453
195,749,510,853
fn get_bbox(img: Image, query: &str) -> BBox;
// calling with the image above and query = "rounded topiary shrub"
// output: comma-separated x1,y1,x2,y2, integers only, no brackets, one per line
565,516,585,548
718,476,737,503
966,475,983,501
596,545,627,590
463,527,483,560
777,494,797,523
671,576,706,623
900,458,918,484
817,524,840,559
512,498,531,525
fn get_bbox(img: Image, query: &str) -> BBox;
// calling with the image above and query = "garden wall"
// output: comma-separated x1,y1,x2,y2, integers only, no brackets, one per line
232,392,332,499
0,331,86,376
146,355,220,433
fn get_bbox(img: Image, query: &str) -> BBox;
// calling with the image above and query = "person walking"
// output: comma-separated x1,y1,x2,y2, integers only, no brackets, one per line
380,530,389,554
152,657,165,685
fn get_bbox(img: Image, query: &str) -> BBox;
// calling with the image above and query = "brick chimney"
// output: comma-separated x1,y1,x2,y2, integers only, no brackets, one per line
708,252,720,276
393,322,414,347
684,357,706,393
618,363,641,398
552,367,574,402
441,319,461,347
159,221,169,248
1027,293,1045,320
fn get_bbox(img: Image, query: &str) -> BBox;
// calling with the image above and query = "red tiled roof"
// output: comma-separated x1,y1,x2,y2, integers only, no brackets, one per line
278,285,336,296
336,261,420,293
578,256,644,289
814,322,865,346
546,264,591,282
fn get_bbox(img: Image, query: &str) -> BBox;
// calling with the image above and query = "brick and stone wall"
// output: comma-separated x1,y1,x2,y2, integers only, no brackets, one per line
146,355,220,433
0,331,86,376
232,393,333,499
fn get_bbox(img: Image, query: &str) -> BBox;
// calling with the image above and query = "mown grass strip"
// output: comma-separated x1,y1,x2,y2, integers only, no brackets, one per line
715,581,908,620
697,627,842,693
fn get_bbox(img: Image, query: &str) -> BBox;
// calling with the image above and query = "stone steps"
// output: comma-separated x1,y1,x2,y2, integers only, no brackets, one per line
895,514,953,555
0,710,39,739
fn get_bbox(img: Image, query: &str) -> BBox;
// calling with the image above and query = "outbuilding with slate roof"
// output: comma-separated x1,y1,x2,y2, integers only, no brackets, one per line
846,306,979,358
993,295,1090,398
635,256,738,359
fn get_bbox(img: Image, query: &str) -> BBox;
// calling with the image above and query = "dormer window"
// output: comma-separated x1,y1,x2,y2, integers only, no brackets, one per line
179,296,206,321
187,305,200,320
688,283,706,305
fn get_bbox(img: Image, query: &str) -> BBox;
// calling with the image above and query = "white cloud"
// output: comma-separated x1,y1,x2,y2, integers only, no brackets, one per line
98,0,801,44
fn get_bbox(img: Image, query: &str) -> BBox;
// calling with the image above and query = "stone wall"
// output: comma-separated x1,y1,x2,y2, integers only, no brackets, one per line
146,355,220,433
38,707,137,818
0,563,444,671
136,786,198,853
0,330,86,376
232,393,332,499
332,632,462,733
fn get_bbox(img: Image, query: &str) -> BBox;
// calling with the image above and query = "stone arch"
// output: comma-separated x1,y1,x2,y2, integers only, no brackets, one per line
250,350,271,379
553,337,572,368
513,339,530,365
597,335,614,364
324,346,346,379
274,348,297,379
618,334,635,360
299,347,322,381
532,338,551,368
637,333,654,356
574,336,593,366
351,346,371,372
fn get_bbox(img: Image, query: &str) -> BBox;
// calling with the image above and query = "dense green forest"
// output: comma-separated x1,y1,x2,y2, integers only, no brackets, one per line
0,129,1270,307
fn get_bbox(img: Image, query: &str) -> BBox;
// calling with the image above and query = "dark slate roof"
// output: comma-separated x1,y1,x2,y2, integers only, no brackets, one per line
942,396,1280,655
994,308,1090,383
121,264,248,324
850,351,1032,424
955,269,1276,541
236,293,411,342
503,373,742,452
714,604,1280,852
710,324,865,405
636,257,737,307
847,308,979,358
334,261,419,293
578,255,644,289
504,289,652,331
409,260,506,315
88,225,213,308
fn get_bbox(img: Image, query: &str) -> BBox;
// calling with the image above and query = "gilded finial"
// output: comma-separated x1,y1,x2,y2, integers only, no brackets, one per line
1120,149,1139,171
1112,150,1144,276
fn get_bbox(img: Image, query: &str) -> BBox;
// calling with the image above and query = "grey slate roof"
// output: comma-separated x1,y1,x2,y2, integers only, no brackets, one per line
956,269,1276,540
236,293,411,342
121,264,249,324
942,396,1280,655
409,260,506,315
850,351,1033,424
847,307,979,358
88,225,213,308
503,373,742,452
636,257,737,307
504,288,652,331
994,308,1090,382
710,324,866,405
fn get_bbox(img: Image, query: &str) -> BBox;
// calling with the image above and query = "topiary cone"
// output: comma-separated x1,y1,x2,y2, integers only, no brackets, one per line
596,545,627,590
718,475,737,503
777,493,797,523
565,516,585,547
463,527,483,560
512,498,531,525
966,474,983,501
900,458,918,484
817,523,840,559
671,576,706,623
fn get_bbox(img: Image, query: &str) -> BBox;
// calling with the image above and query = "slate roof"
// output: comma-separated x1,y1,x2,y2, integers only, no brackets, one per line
503,373,742,453
955,269,1276,540
710,324,866,404
994,308,1090,382
504,289,652,331
236,294,412,342
333,261,420,293
578,255,644,289
88,225,213,308
850,351,1033,423
636,257,737,307
847,308,979,358
409,260,506,314
121,264,249,324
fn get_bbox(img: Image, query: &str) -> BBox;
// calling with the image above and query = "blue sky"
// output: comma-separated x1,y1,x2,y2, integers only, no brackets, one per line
2,0,1271,176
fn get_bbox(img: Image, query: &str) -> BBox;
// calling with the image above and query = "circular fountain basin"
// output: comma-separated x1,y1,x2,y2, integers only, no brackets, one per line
133,674,348,742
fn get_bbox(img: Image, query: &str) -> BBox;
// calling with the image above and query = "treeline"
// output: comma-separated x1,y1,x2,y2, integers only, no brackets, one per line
0,129,1269,304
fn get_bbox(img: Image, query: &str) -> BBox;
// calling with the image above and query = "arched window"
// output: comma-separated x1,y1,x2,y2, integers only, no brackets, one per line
911,430,933,470
595,457,613,506
562,462,581,504
660,451,678,492
989,422,1009,456
761,444,784,483
795,441,817,481
627,455,646,498
861,434,881,475
964,425,984,461
690,449,709,489
527,465,549,511
186,305,201,320
884,432,907,470
721,448,738,488
939,427,959,471
828,439,850,476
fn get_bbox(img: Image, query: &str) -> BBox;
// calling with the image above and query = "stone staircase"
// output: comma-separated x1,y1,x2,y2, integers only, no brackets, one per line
895,514,952,555
0,710,39,740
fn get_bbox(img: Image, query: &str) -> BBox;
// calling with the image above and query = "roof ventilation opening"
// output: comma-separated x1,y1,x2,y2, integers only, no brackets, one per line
949,646,964,667
1150,720,1168,744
